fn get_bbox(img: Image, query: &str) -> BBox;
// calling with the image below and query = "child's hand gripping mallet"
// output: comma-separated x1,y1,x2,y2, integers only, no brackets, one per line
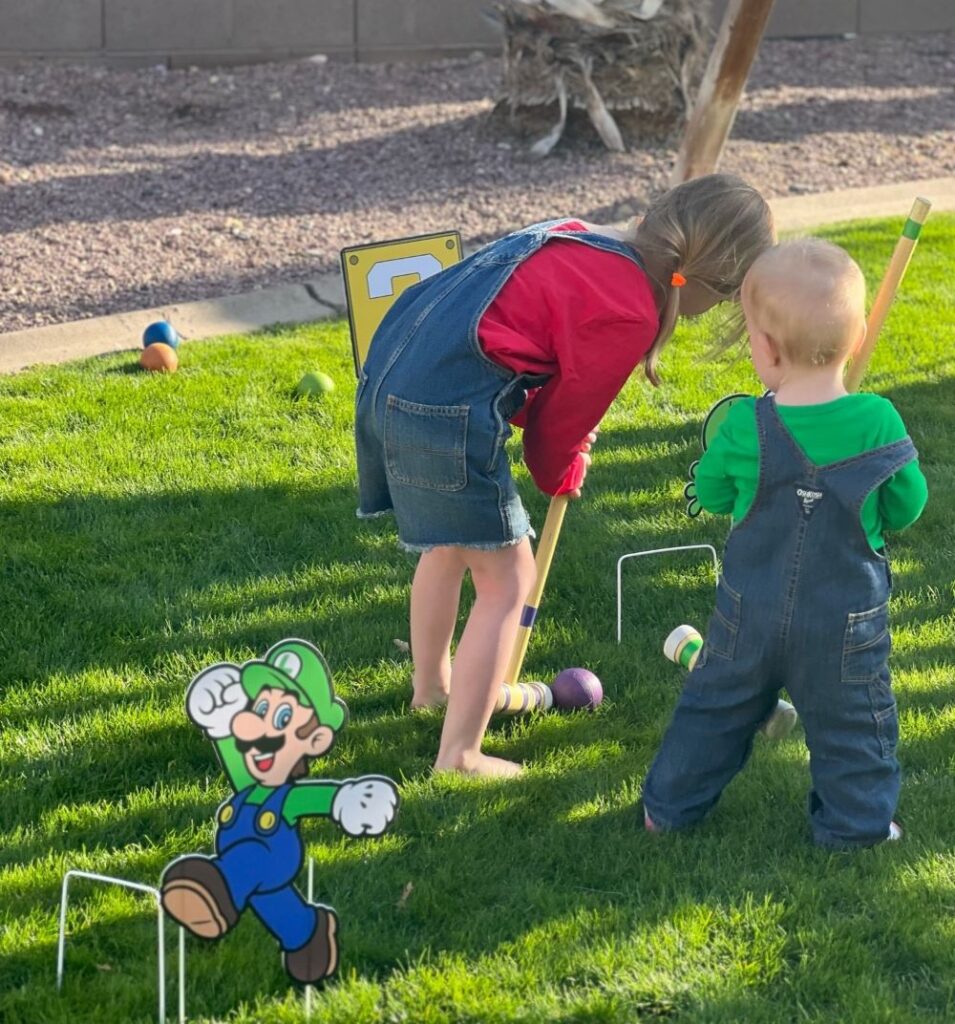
845,196,932,393
494,494,569,714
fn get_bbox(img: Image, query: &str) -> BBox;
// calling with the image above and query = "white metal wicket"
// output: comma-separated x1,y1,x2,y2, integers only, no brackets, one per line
305,856,315,1020
616,544,720,644
56,869,186,1024
58,860,327,1019
58,858,319,1022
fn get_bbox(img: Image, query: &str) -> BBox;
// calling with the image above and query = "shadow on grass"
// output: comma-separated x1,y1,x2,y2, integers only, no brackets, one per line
0,749,803,1022
6,738,938,1023
1,367,952,1021
0,482,409,686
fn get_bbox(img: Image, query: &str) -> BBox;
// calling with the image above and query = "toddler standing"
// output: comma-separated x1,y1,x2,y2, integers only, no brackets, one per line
643,238,928,847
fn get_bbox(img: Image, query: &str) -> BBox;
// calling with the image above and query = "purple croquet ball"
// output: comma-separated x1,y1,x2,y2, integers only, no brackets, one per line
551,667,603,710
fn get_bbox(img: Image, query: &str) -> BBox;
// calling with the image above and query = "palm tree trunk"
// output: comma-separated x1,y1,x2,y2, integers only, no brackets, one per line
493,0,711,155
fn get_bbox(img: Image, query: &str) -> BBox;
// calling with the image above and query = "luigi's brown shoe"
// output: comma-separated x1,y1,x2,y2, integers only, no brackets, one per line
283,907,339,984
160,856,239,940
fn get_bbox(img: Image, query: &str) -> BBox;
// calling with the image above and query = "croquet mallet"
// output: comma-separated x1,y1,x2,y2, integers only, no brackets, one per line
494,494,569,714
845,196,932,392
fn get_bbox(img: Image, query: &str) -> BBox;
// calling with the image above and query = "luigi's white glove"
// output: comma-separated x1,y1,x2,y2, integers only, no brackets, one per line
185,665,247,739
331,777,399,837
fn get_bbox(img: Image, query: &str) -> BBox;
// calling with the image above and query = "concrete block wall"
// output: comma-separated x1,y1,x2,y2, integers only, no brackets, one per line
0,0,952,68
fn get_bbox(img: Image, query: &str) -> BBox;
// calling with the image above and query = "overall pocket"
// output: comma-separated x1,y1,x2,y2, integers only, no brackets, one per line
384,396,468,491
842,602,891,684
702,576,742,662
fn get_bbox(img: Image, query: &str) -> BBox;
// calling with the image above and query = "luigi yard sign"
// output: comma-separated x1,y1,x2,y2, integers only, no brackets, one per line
160,639,399,985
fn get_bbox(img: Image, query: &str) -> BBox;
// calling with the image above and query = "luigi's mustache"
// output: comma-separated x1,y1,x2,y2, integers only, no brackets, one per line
236,734,286,755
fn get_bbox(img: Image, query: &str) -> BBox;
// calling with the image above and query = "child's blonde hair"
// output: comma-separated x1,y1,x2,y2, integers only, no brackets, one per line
742,238,866,367
635,173,775,385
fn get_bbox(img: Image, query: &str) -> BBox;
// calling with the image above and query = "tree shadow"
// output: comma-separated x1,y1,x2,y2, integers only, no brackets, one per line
8,726,942,1023
747,33,955,92
1,364,952,1021
1,111,627,238
734,95,955,145
0,481,411,684
0,744,805,1021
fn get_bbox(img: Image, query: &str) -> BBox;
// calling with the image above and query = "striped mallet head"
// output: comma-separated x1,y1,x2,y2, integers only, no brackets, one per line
664,624,703,671
494,681,554,716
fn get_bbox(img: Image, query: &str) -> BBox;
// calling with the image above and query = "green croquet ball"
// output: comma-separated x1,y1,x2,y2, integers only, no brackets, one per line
296,371,335,398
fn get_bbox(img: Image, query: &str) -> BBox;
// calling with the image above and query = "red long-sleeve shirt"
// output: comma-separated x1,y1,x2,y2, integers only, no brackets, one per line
478,222,659,495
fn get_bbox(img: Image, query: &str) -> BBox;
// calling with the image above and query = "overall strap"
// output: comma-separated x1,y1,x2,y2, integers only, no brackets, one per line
754,395,818,490
468,220,557,268
255,782,294,836
820,436,918,512
263,782,294,815
545,223,647,272
755,394,918,514
218,783,255,829
231,784,255,814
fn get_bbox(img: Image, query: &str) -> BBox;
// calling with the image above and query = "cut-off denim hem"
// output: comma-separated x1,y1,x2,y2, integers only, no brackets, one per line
356,508,395,520
397,528,535,555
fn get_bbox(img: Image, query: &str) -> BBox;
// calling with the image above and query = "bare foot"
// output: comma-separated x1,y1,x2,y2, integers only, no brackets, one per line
433,751,523,777
410,679,450,709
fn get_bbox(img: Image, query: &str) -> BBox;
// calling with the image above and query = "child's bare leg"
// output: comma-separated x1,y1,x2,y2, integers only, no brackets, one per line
434,539,536,777
410,547,466,708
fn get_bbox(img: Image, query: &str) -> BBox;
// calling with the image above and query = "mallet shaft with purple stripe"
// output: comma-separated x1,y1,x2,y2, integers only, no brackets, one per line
503,495,569,687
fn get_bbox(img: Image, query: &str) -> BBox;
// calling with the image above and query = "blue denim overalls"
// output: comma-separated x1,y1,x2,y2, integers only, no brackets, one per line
355,221,646,551
214,783,317,951
643,396,917,848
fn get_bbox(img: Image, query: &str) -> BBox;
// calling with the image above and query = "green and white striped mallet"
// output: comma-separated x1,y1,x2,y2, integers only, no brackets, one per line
494,494,569,715
845,196,932,393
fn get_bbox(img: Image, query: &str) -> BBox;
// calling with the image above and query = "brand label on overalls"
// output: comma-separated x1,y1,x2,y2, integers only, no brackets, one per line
796,486,824,518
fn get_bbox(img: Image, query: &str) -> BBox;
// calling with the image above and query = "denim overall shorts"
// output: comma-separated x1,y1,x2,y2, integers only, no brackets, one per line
643,396,917,849
354,221,646,552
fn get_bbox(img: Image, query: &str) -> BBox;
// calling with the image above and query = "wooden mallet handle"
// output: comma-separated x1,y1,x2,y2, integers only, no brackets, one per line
845,197,932,393
503,494,570,687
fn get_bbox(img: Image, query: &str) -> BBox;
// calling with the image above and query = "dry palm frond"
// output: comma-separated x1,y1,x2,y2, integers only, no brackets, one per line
493,0,710,155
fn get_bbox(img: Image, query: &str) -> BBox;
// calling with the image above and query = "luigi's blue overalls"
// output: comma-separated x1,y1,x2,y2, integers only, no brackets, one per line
213,782,318,951
643,396,917,849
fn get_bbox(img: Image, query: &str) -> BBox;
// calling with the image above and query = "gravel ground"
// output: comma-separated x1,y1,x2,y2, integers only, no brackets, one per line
1,33,953,333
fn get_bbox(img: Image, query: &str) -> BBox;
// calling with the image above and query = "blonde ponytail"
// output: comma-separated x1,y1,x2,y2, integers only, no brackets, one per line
634,173,775,384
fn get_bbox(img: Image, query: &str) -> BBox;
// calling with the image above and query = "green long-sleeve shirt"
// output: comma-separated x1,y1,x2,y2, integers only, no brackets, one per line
695,394,928,549
215,737,339,825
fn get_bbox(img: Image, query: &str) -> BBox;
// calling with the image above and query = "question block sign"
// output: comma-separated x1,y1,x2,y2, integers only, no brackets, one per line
341,231,463,377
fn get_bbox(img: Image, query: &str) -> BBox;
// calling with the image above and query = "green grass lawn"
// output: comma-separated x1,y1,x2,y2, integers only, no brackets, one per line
1,213,953,1024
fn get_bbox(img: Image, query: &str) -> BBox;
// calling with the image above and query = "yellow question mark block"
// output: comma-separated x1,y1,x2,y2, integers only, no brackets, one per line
340,231,463,377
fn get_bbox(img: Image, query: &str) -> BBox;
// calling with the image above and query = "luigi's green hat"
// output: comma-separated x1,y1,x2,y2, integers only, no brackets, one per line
240,639,347,731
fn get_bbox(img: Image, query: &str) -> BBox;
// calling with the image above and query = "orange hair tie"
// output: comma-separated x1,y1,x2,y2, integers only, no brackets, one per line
671,272,687,288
